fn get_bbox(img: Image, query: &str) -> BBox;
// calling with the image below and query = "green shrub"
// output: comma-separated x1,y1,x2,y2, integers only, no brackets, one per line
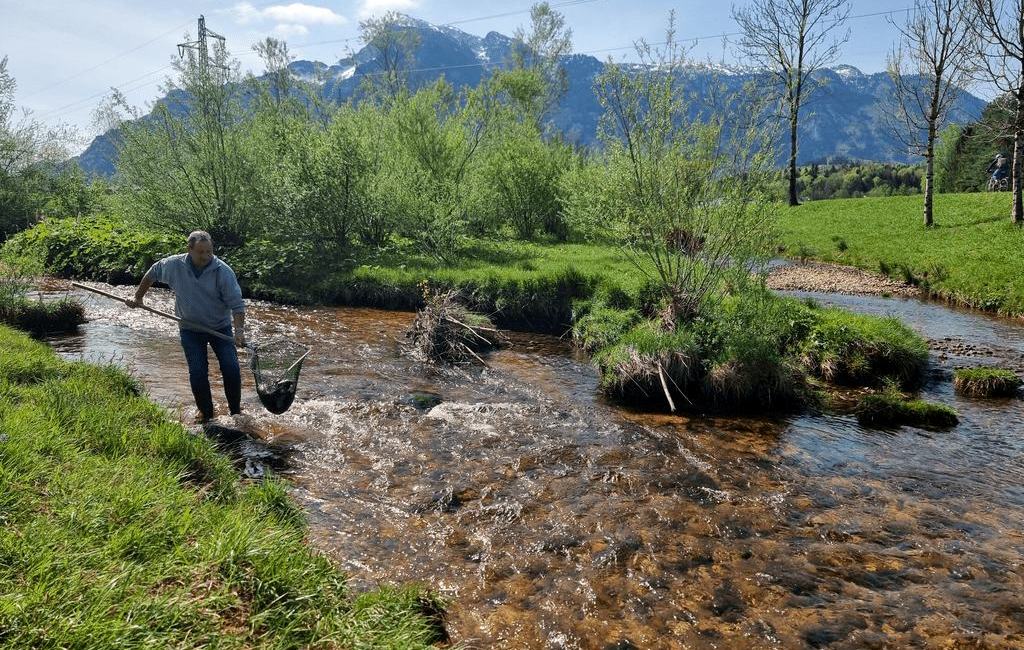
0,296,85,335
953,367,1022,398
857,392,959,429
1,216,178,284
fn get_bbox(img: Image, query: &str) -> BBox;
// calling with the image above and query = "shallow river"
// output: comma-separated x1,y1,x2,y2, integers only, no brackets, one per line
42,282,1024,649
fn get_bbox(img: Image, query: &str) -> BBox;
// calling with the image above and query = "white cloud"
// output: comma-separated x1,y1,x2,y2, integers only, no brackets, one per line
358,0,419,19
272,23,310,37
231,3,346,26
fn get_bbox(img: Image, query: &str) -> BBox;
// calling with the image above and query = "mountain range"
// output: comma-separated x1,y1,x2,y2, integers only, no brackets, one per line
76,16,987,177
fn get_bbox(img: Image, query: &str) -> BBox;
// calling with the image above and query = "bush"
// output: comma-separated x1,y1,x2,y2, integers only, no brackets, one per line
953,367,1022,398
1,216,178,284
478,125,573,240
0,265,85,335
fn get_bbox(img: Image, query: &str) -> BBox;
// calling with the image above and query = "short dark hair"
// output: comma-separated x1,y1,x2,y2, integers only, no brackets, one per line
187,231,213,248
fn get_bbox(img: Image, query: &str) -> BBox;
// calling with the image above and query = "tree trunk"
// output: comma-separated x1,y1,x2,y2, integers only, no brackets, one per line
788,110,800,207
1014,94,1024,224
924,143,935,227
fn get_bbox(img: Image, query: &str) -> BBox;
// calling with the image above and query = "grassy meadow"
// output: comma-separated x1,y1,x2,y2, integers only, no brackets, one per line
0,326,446,648
780,193,1024,316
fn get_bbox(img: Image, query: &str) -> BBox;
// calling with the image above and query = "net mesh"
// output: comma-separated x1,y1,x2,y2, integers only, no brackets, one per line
249,338,310,414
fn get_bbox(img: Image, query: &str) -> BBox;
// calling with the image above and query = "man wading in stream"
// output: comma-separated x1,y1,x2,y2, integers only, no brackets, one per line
127,231,246,423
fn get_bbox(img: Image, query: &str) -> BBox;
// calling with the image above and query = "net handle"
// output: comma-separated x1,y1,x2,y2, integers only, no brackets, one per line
282,349,312,375
73,281,238,344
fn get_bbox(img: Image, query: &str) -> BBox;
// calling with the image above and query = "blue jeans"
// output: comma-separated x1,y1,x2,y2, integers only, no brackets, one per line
179,326,241,419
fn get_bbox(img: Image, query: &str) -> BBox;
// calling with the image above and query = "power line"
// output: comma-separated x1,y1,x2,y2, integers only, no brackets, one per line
21,20,190,99
34,3,913,125
288,0,603,53
446,0,600,26
33,65,173,123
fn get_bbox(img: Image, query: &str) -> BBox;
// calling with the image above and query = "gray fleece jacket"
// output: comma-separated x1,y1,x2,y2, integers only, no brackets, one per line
144,254,245,331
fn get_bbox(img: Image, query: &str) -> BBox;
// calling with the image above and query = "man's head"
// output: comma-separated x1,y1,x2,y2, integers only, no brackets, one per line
187,231,214,269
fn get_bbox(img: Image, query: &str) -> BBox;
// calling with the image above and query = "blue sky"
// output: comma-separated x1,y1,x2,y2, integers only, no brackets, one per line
1,0,923,138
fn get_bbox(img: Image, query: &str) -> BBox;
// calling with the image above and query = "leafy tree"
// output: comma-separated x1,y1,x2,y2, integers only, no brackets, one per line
495,2,573,130
0,56,76,240
479,122,573,239
582,14,778,324
357,12,421,105
106,34,252,245
933,124,965,192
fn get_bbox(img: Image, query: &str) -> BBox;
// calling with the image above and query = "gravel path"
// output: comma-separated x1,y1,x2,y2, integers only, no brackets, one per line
766,260,918,297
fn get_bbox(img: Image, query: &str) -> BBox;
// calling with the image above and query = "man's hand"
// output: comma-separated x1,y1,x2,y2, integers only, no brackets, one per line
125,297,143,309
234,330,247,349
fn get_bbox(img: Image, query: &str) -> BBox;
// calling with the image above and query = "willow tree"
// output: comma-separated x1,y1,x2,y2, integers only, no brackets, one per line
733,0,849,206
591,14,779,325
974,0,1024,223
105,32,251,245
357,12,421,105
888,0,977,227
498,2,573,129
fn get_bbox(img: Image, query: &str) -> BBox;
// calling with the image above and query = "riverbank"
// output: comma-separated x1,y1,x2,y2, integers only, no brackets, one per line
766,260,918,297
4,216,933,413
0,325,446,647
779,192,1024,317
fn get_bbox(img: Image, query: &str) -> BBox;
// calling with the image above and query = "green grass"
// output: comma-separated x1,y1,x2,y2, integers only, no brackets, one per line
856,391,960,429
0,294,85,335
0,326,446,648
589,294,929,413
779,193,1024,315
953,367,1022,398
800,308,929,388
309,240,649,333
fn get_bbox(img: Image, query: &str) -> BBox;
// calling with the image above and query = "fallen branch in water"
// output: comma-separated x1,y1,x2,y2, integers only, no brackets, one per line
406,289,503,365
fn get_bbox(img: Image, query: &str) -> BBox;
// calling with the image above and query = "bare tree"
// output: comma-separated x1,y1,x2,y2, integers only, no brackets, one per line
732,0,850,206
888,0,977,227
974,0,1024,223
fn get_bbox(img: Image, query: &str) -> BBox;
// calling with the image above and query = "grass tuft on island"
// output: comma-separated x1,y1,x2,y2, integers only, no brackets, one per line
584,292,928,413
857,391,960,429
954,367,1022,398
0,325,447,648
1,268,85,335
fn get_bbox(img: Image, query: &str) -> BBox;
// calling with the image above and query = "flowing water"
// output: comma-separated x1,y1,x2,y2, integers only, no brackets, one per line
41,281,1024,649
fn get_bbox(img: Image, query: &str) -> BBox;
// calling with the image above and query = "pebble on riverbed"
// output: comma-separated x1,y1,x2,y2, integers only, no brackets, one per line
767,261,918,297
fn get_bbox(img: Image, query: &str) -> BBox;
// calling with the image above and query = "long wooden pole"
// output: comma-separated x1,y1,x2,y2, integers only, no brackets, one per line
71,281,236,344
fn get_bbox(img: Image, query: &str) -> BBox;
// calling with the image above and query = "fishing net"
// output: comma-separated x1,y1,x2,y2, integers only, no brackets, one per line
249,338,310,414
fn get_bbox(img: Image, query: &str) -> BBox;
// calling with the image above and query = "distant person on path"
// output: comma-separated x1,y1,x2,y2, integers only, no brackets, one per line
987,152,1010,185
127,230,246,423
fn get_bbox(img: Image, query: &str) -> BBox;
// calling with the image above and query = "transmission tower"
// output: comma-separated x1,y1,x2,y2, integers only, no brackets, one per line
177,15,228,76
